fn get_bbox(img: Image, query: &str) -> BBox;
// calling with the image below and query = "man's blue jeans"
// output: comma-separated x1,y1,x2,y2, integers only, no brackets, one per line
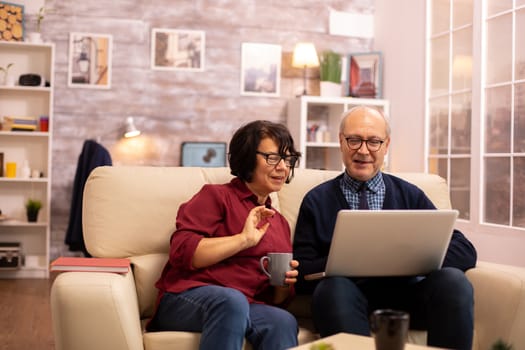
151,285,298,350
311,267,473,350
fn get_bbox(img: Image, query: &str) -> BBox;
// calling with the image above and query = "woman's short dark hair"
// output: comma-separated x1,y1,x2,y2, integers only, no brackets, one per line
228,120,301,183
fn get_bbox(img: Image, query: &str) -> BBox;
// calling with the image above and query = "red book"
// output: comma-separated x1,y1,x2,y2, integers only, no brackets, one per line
50,257,130,274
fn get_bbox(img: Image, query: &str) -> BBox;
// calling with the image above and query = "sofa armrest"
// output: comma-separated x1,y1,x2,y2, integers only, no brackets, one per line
51,270,144,350
466,261,525,350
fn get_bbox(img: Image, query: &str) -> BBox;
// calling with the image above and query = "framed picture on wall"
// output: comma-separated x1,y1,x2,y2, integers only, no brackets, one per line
151,28,205,71
240,43,281,97
68,32,113,89
347,51,382,99
180,142,227,167
0,2,24,42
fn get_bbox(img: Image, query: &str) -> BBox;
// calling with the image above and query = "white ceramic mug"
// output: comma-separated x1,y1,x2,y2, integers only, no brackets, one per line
259,252,292,286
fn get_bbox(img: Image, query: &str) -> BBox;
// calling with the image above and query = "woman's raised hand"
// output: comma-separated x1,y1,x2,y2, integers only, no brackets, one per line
240,205,275,248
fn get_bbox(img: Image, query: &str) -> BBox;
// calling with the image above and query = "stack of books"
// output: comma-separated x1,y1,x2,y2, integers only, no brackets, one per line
50,256,131,274
3,116,38,131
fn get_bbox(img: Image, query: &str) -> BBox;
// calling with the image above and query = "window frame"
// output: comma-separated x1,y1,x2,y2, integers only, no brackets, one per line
425,0,525,240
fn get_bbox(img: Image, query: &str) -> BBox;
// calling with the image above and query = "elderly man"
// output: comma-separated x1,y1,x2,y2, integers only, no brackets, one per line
293,106,477,350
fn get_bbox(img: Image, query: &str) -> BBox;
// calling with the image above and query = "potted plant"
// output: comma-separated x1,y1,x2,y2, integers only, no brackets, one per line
25,199,42,222
319,50,342,97
0,63,14,86
36,6,45,32
492,339,513,350
28,7,46,43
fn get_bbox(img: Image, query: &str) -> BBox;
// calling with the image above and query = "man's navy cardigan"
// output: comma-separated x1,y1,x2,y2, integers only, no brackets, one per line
292,172,477,294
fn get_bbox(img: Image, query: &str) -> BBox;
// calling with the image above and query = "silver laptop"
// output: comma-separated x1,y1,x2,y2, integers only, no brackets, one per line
304,209,459,280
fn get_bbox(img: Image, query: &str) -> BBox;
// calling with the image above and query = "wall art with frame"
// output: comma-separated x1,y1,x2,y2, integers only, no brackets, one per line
151,28,205,71
0,1,24,42
180,142,227,167
68,32,113,89
240,42,281,97
347,51,382,99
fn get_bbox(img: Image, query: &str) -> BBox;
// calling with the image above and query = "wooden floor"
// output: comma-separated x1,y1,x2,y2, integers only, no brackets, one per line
0,277,55,350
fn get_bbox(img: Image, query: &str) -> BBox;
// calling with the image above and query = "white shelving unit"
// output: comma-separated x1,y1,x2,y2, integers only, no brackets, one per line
287,96,390,171
0,41,54,278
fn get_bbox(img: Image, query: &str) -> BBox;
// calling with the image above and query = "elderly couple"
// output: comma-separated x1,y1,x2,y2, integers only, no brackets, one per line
146,106,477,350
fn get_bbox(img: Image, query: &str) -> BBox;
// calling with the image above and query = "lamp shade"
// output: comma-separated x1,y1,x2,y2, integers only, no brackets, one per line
292,43,320,68
124,117,141,138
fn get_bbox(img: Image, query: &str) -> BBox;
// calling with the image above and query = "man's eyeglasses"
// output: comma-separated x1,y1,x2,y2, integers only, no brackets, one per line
256,151,298,167
344,136,385,152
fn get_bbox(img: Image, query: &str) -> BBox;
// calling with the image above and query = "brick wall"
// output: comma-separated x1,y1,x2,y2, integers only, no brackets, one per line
32,0,374,258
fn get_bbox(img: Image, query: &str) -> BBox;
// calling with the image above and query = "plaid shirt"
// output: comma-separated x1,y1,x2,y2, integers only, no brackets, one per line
340,171,386,210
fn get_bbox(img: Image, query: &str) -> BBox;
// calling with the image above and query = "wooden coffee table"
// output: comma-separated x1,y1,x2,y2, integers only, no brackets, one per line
289,332,444,349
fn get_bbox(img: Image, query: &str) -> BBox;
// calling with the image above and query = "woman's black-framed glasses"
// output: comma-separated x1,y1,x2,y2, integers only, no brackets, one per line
256,151,298,167
344,136,385,152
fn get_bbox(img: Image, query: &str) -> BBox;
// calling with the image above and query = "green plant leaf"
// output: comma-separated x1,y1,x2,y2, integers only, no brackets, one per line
310,341,335,350
0,63,13,73
37,6,47,32
319,51,342,84
25,199,43,211
491,339,513,350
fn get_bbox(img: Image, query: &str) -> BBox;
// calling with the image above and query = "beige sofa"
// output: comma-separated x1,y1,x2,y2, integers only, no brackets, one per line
51,166,525,350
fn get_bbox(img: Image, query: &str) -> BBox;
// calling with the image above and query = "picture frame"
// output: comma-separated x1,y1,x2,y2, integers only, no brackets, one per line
347,51,382,99
240,43,281,97
68,32,113,89
180,142,227,167
151,28,205,71
0,2,24,42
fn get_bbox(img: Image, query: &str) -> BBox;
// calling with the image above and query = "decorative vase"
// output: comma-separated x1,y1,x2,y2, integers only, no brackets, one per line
5,74,16,86
320,81,342,97
27,32,42,43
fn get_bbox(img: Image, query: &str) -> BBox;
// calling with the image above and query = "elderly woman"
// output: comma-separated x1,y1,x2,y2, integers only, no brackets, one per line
148,120,302,350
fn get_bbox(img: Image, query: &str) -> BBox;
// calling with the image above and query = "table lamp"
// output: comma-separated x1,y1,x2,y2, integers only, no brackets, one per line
292,42,320,95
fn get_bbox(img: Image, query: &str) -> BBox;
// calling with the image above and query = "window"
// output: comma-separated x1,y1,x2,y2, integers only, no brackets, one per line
484,1,525,227
427,0,525,230
427,0,473,220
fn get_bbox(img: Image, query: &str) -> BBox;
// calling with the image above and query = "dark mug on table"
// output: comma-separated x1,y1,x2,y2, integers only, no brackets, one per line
370,309,409,350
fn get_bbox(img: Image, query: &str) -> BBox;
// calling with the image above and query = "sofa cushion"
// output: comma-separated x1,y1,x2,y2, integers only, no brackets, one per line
83,166,202,258
466,261,525,349
278,169,340,237
388,172,452,210
142,325,319,350
130,253,167,318
83,166,278,258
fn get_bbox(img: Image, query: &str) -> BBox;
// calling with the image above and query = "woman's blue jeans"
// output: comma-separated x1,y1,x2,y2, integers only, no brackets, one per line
152,285,298,350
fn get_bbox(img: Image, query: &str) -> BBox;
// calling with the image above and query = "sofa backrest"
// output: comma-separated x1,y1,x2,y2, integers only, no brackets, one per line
83,166,452,318
278,168,452,237
83,166,236,258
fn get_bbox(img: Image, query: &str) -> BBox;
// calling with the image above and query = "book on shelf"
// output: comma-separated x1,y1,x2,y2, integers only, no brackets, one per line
50,256,131,273
3,116,38,131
